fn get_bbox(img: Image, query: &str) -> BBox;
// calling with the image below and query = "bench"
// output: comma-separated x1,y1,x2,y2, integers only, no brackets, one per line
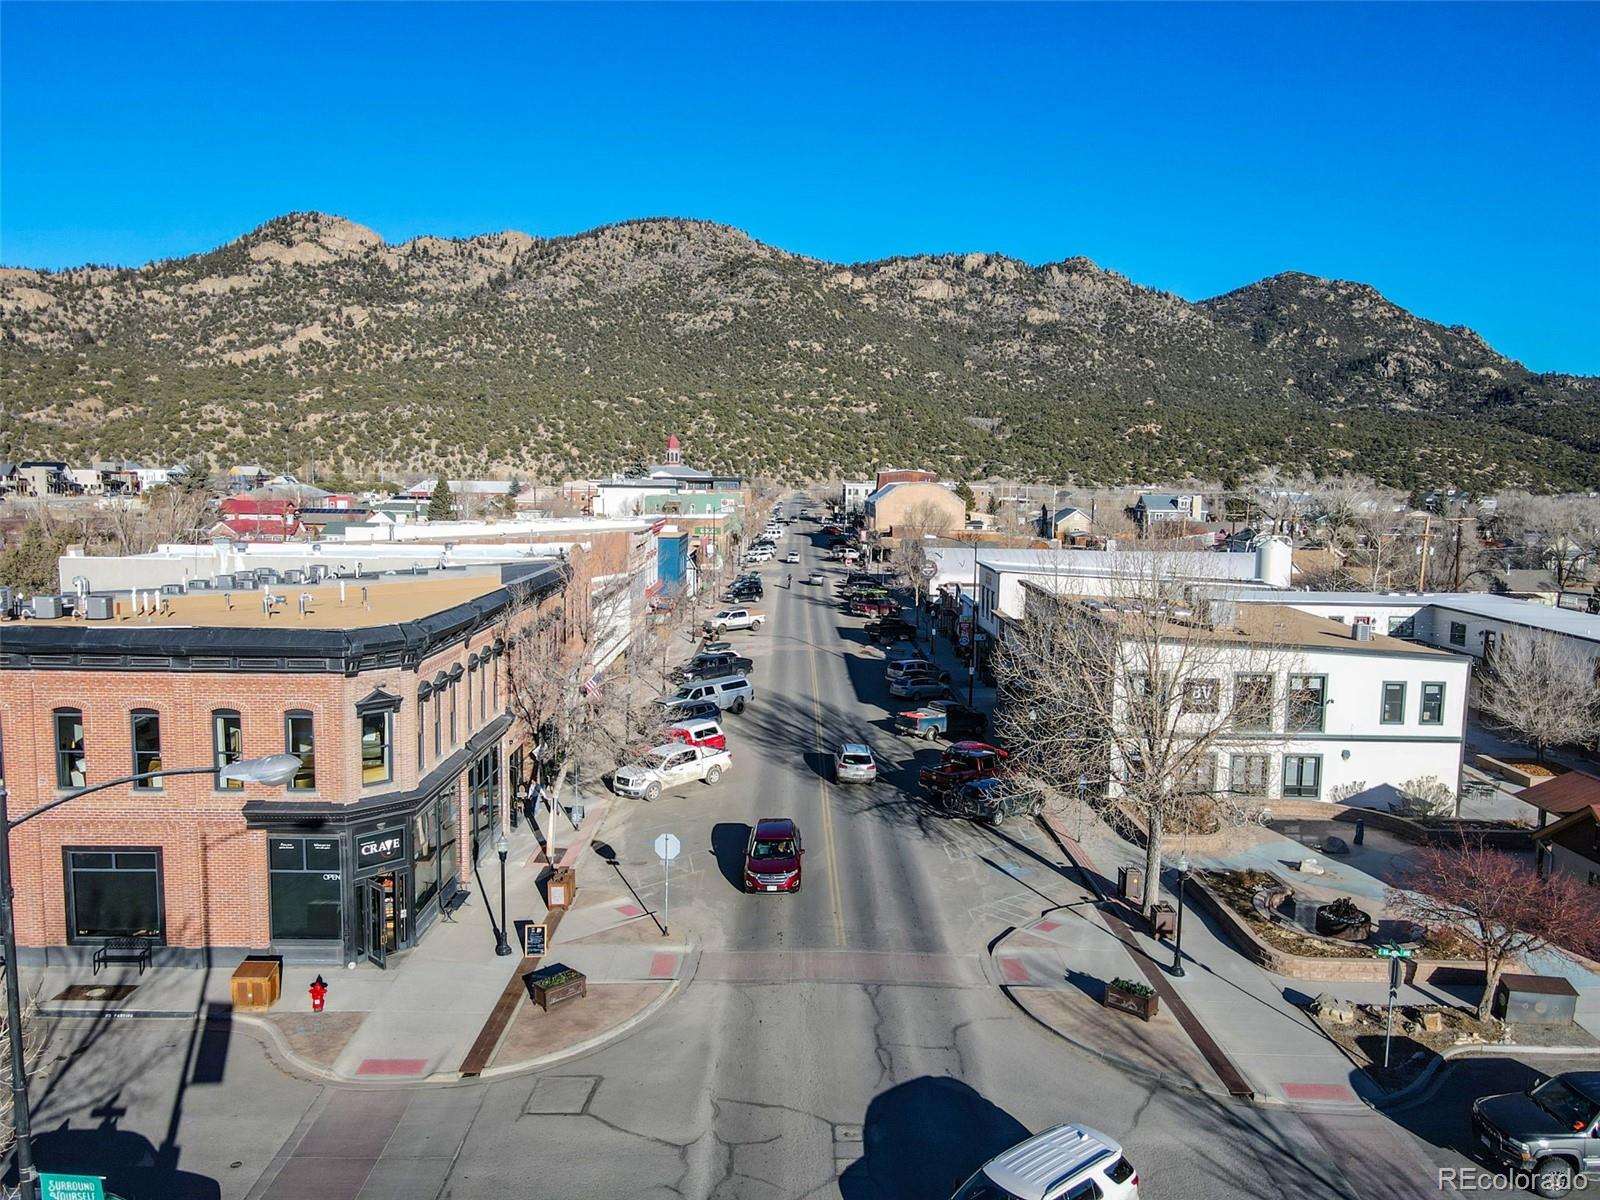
93,937,153,975
439,889,472,923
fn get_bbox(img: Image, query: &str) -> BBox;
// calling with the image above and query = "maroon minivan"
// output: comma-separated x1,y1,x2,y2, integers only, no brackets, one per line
744,818,803,893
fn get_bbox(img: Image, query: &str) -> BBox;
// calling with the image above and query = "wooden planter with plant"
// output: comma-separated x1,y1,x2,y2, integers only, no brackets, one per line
1104,977,1159,1021
532,967,588,1011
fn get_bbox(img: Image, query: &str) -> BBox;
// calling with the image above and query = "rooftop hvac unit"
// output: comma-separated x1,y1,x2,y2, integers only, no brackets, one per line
1352,623,1375,642
0,586,13,617
84,594,115,620
258,569,280,584
284,569,304,584
160,583,184,596
214,574,236,589
236,570,257,585
31,595,64,619
188,579,213,591
57,593,78,614
235,578,259,591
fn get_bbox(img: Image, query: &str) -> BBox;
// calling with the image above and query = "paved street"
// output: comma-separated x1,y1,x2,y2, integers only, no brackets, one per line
20,504,1571,1200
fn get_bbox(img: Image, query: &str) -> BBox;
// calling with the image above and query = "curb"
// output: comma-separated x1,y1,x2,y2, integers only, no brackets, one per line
988,922,1241,1106
235,936,701,1088
1375,1040,1600,1113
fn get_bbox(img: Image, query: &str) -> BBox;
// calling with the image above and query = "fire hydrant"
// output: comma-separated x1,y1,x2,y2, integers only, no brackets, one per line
309,975,328,1013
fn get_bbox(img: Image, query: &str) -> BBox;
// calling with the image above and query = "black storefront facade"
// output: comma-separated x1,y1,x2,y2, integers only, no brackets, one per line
247,713,513,967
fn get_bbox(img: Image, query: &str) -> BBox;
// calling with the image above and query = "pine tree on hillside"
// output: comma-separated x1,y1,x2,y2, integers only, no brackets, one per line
428,476,454,520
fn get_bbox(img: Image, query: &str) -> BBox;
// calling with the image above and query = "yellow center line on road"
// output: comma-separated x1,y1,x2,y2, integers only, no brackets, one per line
807,622,847,947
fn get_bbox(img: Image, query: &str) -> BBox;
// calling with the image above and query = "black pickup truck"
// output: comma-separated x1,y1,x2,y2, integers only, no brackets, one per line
1473,1070,1600,1196
675,652,755,683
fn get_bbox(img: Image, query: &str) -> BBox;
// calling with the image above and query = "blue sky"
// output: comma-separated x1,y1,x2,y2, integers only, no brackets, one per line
3,2,1597,373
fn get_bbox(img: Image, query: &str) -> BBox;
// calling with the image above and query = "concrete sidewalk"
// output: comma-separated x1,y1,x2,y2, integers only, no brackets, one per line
30,790,693,1087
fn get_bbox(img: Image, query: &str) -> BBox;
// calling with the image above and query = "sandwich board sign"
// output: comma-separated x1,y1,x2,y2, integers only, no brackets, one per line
524,922,548,958
41,1174,106,1200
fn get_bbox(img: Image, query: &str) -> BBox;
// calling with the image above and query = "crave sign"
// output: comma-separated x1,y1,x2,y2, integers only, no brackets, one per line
356,828,405,870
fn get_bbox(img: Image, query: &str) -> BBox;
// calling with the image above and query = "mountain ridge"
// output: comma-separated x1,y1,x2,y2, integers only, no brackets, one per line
3,212,1595,489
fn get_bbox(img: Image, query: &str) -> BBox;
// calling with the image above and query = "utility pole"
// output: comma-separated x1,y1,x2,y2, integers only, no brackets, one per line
1416,513,1432,592
1452,519,1464,592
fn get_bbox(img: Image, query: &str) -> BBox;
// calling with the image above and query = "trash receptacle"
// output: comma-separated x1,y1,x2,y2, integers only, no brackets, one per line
1150,902,1178,937
1117,865,1143,903
547,865,578,912
230,956,281,1011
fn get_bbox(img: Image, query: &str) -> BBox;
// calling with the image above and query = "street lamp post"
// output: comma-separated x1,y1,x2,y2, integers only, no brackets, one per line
0,753,301,1200
1170,855,1190,978
968,548,980,707
494,832,512,956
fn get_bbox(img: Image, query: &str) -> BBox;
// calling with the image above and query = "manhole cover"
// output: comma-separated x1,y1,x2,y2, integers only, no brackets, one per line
55,984,139,1002
523,1075,599,1115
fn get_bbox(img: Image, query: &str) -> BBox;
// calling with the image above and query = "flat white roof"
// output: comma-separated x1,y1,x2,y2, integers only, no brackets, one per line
1241,590,1600,642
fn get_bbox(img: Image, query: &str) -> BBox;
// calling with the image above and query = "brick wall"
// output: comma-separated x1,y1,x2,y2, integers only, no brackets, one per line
1,580,558,953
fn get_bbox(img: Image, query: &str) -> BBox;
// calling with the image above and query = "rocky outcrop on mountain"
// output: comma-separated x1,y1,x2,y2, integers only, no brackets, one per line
2,214,1595,489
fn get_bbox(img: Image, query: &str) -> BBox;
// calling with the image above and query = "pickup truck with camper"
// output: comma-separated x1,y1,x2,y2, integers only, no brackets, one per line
666,717,726,751
658,673,755,715
611,743,732,801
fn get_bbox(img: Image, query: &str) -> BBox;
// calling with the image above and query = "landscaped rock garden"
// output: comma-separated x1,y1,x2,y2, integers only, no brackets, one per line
1305,995,1599,1092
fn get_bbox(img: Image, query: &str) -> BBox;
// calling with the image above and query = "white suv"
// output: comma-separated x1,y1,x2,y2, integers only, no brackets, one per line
950,1124,1139,1200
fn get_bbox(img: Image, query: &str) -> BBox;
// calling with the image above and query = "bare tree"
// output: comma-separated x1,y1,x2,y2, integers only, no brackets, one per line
1389,840,1600,1019
0,972,42,1163
102,485,215,555
891,500,950,639
1475,629,1600,764
993,558,1298,913
500,552,636,863
1494,493,1600,592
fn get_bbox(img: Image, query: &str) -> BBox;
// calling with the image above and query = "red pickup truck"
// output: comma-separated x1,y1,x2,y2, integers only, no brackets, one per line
918,742,1010,796
849,596,898,617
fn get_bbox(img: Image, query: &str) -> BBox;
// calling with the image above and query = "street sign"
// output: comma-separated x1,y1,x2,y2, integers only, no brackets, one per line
958,635,971,648
524,922,548,958
920,563,937,578
1375,944,1414,958
654,833,682,862
41,1175,106,1200
654,832,681,935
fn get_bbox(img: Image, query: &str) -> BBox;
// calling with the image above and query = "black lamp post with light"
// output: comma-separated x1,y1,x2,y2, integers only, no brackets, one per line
1170,855,1190,978
494,831,513,956
0,752,303,1200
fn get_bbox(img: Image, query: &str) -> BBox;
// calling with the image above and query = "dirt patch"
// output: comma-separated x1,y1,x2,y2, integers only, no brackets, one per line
264,1010,367,1069
1314,1002,1600,1092
1500,761,1558,778
491,982,666,1068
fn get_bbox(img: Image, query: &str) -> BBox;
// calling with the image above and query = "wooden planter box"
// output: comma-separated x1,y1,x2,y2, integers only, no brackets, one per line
532,970,587,1012
1104,981,1159,1022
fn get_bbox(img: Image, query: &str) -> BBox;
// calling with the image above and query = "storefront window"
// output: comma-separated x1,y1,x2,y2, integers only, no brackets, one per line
438,790,458,897
414,808,440,913
285,711,316,790
66,848,164,942
131,709,163,789
269,837,342,941
213,710,243,790
469,750,501,859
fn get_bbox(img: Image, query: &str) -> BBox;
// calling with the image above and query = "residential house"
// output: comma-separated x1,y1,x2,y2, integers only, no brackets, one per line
1533,801,1600,891
1130,492,1207,533
1047,507,1093,539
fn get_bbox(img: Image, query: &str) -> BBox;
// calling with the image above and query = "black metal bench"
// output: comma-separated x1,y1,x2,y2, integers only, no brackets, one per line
439,889,471,924
93,936,153,975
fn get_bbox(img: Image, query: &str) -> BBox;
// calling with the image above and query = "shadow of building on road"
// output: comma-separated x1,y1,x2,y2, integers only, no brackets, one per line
838,1075,1029,1200
710,821,753,891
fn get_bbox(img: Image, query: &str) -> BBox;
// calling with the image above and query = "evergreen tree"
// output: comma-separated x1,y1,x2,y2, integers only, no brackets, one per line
954,481,977,512
428,476,454,520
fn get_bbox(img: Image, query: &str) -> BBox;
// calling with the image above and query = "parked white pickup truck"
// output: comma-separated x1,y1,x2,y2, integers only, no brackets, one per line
611,743,732,801
704,608,764,634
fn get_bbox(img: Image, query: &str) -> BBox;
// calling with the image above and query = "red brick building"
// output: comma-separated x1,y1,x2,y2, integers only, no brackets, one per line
0,564,565,968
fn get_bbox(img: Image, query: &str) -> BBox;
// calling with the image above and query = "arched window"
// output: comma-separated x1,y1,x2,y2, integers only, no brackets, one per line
285,710,316,790
131,709,162,789
54,708,86,789
213,709,243,790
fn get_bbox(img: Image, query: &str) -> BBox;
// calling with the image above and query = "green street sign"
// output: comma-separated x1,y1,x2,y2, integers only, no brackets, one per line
40,1174,106,1200
1375,944,1414,959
